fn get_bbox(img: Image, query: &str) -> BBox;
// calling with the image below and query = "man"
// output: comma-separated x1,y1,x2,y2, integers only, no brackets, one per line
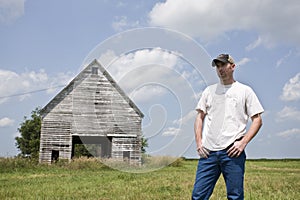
191,54,264,200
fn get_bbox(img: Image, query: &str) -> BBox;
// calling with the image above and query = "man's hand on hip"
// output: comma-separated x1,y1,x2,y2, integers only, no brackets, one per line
197,144,209,158
227,140,247,157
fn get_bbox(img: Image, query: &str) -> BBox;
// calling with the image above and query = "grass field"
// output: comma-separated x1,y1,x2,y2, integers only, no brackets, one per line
0,157,299,200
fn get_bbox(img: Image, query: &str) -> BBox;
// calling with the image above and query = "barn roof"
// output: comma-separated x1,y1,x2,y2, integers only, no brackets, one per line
41,59,144,118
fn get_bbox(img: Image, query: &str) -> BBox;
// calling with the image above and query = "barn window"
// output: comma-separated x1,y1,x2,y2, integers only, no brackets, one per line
92,67,98,75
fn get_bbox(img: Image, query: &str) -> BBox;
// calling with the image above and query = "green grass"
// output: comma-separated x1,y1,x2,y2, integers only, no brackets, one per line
0,158,299,200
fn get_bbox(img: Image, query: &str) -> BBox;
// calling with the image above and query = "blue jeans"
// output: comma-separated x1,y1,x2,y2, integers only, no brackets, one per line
191,149,246,200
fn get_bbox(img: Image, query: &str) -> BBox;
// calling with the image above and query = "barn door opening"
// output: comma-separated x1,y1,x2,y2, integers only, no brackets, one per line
123,151,130,162
51,150,59,162
71,136,112,158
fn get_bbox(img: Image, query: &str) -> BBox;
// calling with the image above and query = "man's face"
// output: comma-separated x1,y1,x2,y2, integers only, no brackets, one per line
215,61,235,81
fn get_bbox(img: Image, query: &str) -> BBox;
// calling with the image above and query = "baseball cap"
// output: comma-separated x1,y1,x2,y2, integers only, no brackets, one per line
212,54,235,67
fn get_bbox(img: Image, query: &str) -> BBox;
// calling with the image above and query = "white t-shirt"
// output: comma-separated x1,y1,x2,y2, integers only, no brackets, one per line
195,81,264,151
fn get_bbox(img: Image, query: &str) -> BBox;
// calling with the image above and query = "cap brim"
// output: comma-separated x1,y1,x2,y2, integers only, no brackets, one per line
211,58,228,67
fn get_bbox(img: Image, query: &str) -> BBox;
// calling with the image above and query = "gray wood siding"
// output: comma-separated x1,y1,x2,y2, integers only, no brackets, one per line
39,121,72,163
39,60,143,164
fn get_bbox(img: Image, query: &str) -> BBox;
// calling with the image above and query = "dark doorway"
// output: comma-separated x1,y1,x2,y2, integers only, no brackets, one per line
71,136,112,158
123,151,130,162
51,150,59,162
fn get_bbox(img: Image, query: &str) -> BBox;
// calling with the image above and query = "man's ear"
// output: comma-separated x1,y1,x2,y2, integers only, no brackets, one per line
231,64,236,70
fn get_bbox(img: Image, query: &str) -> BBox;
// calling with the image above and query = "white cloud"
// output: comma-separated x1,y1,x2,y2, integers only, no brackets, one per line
280,73,300,101
173,110,196,125
98,49,118,67
112,16,140,32
162,127,180,136
236,58,251,66
130,85,167,103
277,128,300,138
148,0,300,46
107,47,179,91
246,37,262,51
100,48,202,114
0,69,74,104
0,117,14,127
161,110,196,137
276,50,292,68
46,71,74,94
0,0,25,24
277,106,300,121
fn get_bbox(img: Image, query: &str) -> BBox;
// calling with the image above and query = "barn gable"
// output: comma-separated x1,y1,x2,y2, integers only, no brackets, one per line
41,59,143,119
39,59,144,164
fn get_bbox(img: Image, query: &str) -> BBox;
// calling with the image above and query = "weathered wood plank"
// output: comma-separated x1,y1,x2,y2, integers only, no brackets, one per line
39,60,143,165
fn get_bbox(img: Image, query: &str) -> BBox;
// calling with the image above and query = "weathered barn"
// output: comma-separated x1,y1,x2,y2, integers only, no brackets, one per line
39,59,144,164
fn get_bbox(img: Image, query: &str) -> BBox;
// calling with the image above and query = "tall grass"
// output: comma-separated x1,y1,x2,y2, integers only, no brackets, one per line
0,157,40,173
0,157,299,199
0,155,184,173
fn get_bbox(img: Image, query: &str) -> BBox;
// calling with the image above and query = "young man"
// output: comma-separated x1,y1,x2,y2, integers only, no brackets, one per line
192,54,264,200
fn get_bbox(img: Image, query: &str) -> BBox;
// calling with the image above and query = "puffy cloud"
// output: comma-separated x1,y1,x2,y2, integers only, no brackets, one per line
129,85,167,103
277,128,300,138
0,117,14,127
277,106,300,121
110,48,178,75
0,68,74,104
104,47,203,107
0,0,25,24
148,0,300,46
280,73,300,101
107,47,179,90
98,49,118,67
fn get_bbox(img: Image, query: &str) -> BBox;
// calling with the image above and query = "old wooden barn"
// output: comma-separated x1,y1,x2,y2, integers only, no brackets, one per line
39,59,144,164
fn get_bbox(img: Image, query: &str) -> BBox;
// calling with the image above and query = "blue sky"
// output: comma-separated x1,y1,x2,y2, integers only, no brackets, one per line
0,0,299,159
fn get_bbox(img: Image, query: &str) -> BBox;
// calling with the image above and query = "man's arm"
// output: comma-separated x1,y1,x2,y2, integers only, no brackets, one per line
227,113,263,157
195,110,209,158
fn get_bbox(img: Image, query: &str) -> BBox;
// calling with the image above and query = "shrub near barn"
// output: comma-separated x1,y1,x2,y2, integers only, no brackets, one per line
15,108,41,159
15,108,95,159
